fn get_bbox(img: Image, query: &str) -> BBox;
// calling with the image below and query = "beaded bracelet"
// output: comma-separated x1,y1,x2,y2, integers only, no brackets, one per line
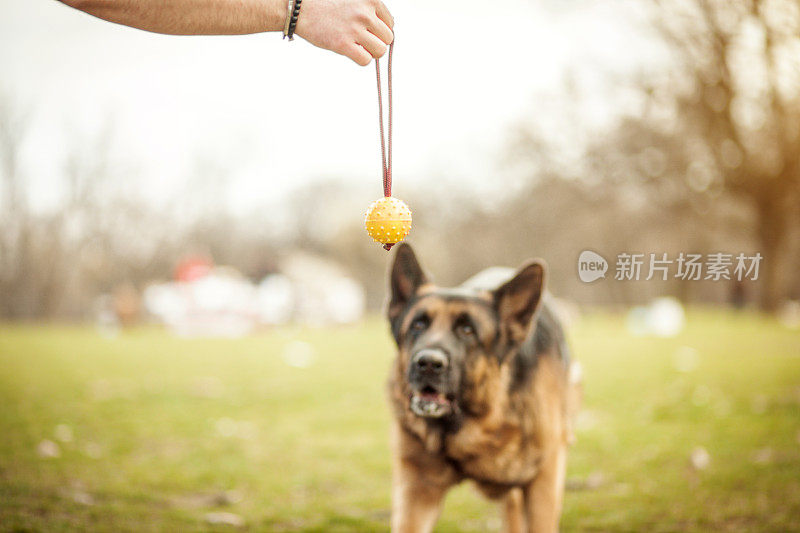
282,0,302,41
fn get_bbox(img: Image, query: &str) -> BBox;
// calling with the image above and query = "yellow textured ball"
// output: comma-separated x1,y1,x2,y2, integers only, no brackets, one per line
365,196,412,249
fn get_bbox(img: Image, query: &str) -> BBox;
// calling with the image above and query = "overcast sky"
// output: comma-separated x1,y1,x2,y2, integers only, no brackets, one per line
0,0,660,213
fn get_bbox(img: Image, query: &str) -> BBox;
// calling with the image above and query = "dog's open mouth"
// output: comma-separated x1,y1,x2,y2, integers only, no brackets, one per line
410,386,453,418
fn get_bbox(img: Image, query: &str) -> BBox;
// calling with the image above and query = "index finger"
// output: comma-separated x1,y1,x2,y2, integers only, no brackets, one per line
374,0,394,32
367,16,393,46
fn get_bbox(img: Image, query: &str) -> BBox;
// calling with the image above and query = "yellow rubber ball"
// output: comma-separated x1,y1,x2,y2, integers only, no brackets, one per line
364,196,412,246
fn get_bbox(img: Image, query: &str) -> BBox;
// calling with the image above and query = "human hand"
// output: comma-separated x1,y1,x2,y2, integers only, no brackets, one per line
294,0,394,66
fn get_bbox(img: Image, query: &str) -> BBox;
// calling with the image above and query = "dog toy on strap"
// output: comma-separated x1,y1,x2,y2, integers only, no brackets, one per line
364,40,412,251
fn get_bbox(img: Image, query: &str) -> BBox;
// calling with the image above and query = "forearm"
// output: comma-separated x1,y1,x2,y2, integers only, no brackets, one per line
58,0,284,35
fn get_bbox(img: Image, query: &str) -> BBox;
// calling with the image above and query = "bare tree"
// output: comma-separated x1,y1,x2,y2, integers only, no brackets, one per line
0,96,34,318
644,0,800,310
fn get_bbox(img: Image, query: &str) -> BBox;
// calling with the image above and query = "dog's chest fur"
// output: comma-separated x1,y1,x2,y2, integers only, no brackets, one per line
443,417,542,486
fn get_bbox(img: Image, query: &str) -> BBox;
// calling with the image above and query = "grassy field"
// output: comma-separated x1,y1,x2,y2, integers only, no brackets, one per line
0,309,799,532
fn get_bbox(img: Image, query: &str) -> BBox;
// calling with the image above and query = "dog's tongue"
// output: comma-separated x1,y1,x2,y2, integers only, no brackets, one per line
420,391,446,403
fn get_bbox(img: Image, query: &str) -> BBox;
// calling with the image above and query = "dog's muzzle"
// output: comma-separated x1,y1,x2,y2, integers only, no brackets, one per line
408,349,453,418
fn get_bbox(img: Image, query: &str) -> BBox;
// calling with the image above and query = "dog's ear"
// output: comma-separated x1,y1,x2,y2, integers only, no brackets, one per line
388,243,428,323
493,260,546,343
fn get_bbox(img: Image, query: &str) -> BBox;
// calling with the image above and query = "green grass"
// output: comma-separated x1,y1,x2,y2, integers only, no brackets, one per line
0,309,799,532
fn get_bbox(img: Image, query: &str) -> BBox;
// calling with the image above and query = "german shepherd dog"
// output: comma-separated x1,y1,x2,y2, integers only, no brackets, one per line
387,244,580,533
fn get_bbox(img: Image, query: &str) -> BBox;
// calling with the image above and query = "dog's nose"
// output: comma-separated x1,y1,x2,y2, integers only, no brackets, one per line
413,349,448,374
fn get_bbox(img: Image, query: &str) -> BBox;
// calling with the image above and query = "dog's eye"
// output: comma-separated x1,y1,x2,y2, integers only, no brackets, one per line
455,322,476,338
410,315,429,332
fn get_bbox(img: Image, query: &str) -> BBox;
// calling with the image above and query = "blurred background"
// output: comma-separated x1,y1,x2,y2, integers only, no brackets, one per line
2,0,799,323
1,0,799,531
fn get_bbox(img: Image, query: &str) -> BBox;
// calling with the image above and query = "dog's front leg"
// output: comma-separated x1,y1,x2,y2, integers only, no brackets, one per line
503,487,527,533
390,423,458,533
523,444,567,533
391,467,450,533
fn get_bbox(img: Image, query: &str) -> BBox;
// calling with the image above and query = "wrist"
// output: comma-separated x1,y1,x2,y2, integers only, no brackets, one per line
292,0,314,40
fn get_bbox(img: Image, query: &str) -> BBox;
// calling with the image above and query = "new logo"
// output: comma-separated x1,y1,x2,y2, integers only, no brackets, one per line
578,250,608,283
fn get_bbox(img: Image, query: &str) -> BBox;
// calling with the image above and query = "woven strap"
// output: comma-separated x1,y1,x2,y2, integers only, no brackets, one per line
375,41,393,198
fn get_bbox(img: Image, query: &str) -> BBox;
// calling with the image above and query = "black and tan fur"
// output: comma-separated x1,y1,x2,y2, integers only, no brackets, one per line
387,244,580,533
